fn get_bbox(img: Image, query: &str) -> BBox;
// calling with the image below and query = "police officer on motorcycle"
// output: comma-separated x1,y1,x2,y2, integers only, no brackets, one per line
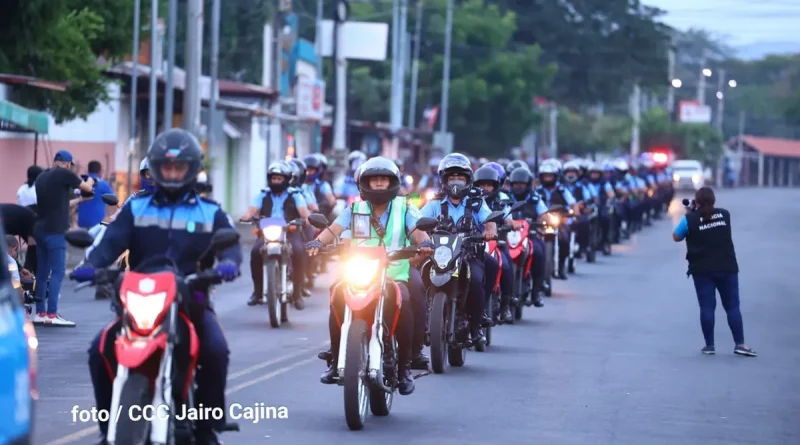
304,154,336,218
562,161,595,257
75,129,242,445
535,160,579,279
506,167,547,306
240,161,311,308
306,157,433,394
421,154,496,344
586,162,615,248
337,151,366,199
474,164,526,322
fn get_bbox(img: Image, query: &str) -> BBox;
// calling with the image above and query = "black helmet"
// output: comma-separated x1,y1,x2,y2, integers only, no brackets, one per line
147,128,204,199
473,165,501,199
508,167,533,201
304,154,323,182
506,159,528,176
289,158,307,186
267,161,293,194
358,156,401,205
437,153,473,199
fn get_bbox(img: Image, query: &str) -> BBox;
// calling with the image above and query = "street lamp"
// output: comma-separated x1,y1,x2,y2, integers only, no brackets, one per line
671,78,682,88
702,68,712,77
728,79,737,88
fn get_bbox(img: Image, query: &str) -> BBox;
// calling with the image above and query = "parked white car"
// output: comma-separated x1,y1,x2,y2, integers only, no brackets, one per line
670,160,706,191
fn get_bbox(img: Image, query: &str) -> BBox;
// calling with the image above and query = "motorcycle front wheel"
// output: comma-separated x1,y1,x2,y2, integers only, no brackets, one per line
265,259,282,328
343,319,369,430
429,292,449,373
115,373,153,445
543,240,554,296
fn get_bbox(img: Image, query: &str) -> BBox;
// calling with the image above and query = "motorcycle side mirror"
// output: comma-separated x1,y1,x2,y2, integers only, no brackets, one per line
308,213,329,229
483,211,505,224
101,194,119,207
415,217,438,232
65,229,95,248
211,228,240,251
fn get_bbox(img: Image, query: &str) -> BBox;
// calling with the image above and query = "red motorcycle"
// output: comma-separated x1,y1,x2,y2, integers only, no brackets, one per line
65,228,241,445
506,219,535,322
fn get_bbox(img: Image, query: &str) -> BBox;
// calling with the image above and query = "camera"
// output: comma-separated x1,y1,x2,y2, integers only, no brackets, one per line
682,198,697,211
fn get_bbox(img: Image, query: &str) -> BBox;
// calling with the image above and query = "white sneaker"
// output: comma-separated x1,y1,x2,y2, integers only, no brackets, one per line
43,314,76,327
31,313,47,324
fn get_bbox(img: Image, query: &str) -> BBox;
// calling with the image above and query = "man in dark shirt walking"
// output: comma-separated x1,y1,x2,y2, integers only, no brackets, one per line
33,150,96,326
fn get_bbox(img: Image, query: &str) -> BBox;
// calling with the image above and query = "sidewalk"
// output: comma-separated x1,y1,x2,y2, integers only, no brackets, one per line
65,224,258,268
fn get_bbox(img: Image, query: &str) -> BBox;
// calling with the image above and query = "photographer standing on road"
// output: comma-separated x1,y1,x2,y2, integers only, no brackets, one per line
672,187,756,357
32,150,96,327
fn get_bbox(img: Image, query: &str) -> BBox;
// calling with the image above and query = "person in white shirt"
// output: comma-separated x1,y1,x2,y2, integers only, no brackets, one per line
17,165,43,207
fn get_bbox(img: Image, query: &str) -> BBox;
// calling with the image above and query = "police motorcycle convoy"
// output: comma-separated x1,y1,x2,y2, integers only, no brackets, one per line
15,121,673,440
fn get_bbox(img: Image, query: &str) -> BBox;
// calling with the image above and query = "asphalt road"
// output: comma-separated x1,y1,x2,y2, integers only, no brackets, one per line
33,188,799,445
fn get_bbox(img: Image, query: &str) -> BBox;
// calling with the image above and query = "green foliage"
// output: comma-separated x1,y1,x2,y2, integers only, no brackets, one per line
0,0,139,123
337,0,555,157
495,0,672,106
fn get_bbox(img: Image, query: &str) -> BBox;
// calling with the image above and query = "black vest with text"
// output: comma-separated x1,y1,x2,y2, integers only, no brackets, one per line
260,189,300,222
684,208,738,275
536,185,567,207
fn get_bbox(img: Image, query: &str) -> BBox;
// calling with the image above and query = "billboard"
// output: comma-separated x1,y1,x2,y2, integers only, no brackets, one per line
678,100,712,124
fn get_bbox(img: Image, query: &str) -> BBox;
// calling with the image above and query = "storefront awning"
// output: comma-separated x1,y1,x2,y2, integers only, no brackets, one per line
0,99,49,133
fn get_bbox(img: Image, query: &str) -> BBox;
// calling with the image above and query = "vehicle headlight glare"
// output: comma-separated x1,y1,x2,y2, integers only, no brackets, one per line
345,257,380,289
262,225,283,241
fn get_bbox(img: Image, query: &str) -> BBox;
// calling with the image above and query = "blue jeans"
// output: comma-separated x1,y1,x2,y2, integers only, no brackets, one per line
692,273,745,346
34,232,67,314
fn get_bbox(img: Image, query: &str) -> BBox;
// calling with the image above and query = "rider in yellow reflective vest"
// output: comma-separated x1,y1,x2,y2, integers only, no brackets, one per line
307,156,432,395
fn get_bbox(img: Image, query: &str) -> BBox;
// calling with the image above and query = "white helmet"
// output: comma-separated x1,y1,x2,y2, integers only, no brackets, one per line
538,162,559,175
563,160,581,172
614,159,629,171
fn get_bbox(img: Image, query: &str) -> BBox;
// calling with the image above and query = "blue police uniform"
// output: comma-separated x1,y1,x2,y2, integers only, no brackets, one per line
250,188,308,300
421,195,496,326
564,181,594,251
335,175,360,198
508,191,548,298
86,190,242,434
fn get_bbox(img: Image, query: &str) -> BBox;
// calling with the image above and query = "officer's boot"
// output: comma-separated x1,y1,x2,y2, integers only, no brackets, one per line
93,422,109,445
398,359,415,395
410,344,430,370
499,294,513,323
532,283,544,307
470,325,486,347
292,287,305,310
247,292,260,306
319,349,339,384
557,257,568,280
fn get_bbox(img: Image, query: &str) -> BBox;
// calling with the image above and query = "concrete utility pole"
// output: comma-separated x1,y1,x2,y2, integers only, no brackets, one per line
147,0,158,145
697,55,707,106
331,0,349,181
389,0,404,158
666,46,676,115
407,0,423,129
163,0,178,127
398,0,408,125
439,0,453,136
208,0,221,156
182,0,203,134
126,0,142,195
630,83,641,158
715,68,726,134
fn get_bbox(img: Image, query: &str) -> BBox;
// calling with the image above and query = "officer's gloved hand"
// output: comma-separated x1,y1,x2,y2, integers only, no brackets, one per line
71,267,96,283
215,260,239,282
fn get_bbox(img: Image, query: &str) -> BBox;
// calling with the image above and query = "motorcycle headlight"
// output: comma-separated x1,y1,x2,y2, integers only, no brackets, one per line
125,291,167,330
345,256,380,289
262,225,283,242
548,214,561,227
433,246,452,268
672,174,679,182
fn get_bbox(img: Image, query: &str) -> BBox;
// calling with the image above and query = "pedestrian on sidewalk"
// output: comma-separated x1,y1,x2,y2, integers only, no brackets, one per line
672,187,756,357
31,150,96,327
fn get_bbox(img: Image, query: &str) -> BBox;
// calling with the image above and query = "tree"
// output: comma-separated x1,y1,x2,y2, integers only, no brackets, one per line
493,0,672,106
0,0,140,123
